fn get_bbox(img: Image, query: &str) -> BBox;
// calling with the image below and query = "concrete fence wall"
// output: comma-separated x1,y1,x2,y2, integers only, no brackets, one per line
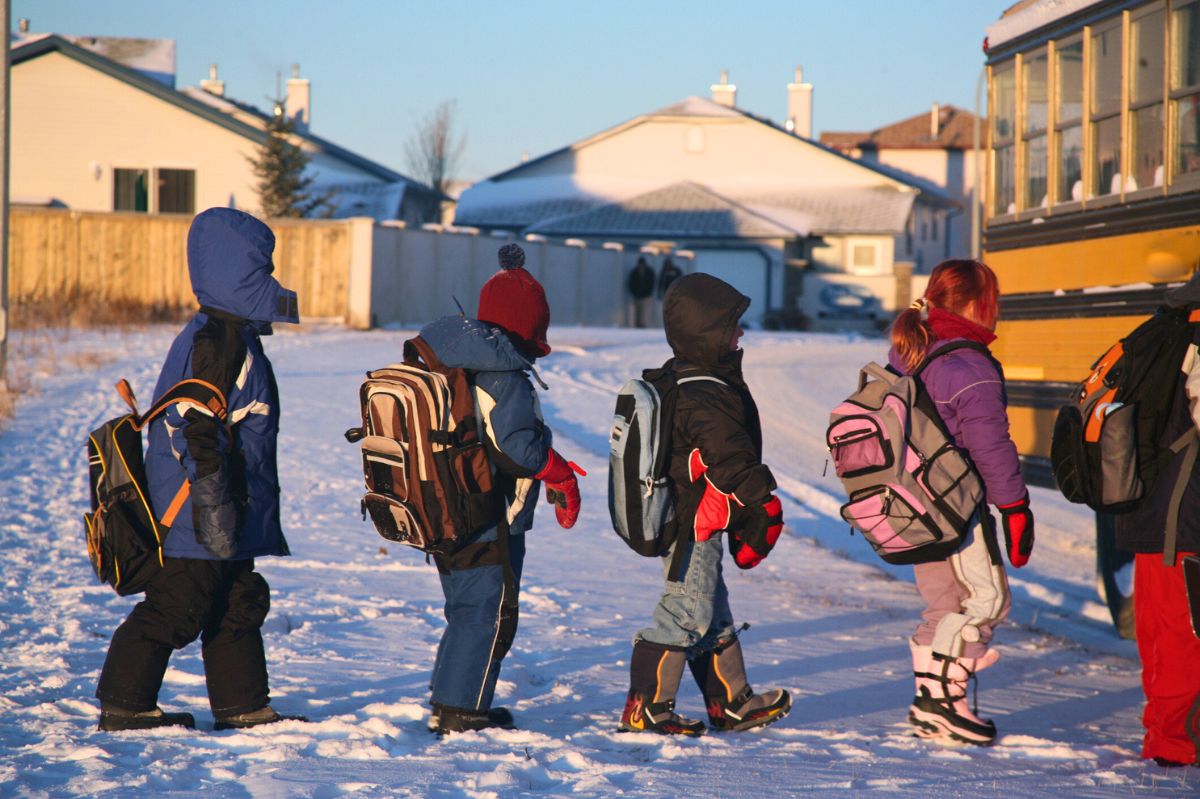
8,208,686,330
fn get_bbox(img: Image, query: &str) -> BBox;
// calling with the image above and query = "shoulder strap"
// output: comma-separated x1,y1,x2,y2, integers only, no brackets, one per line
1164,429,1200,567
913,341,996,379
129,378,227,432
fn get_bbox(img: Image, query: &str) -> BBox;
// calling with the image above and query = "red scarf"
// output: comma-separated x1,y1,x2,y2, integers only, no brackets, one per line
927,307,996,346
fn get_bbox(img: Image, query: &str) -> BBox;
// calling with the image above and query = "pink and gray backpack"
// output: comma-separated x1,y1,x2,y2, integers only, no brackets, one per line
827,343,987,565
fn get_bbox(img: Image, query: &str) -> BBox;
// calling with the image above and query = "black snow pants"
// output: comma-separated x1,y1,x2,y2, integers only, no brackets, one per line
95,557,271,717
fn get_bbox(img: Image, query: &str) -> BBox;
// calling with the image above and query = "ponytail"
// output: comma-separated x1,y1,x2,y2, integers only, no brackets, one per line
891,259,1000,371
891,299,934,372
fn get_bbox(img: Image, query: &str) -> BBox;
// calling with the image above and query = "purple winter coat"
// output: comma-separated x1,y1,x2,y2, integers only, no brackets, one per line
887,338,1026,507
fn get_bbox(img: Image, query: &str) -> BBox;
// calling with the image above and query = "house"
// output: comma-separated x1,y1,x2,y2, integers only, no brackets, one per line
821,104,984,263
453,71,956,328
10,32,439,223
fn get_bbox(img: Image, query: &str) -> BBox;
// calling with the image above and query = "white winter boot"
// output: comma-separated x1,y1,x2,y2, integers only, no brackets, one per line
907,639,998,745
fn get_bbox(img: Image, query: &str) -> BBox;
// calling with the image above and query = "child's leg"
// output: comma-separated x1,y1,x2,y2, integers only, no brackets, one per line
636,536,727,650
929,515,1010,659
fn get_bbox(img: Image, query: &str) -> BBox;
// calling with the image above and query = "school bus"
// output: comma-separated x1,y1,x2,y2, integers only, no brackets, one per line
983,0,1200,637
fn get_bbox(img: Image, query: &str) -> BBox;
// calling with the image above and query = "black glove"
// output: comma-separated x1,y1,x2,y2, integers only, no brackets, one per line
997,493,1034,568
728,496,784,570
190,471,238,558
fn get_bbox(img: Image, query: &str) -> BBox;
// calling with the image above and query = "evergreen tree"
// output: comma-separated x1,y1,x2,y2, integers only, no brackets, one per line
250,103,335,218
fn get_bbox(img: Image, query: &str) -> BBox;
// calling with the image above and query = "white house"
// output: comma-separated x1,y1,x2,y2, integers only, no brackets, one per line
11,32,438,222
454,74,955,328
821,104,984,264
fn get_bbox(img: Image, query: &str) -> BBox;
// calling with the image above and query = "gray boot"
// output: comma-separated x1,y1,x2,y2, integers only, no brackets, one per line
688,638,791,731
214,705,307,731
618,640,706,735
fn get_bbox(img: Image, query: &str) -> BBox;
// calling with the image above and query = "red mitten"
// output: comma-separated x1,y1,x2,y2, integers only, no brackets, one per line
689,448,739,542
729,495,784,569
534,449,587,529
997,494,1035,568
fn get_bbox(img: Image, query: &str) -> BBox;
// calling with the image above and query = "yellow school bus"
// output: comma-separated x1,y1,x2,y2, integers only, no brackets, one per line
983,0,1200,636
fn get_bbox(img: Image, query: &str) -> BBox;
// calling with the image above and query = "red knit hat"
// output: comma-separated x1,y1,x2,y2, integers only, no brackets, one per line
478,256,551,358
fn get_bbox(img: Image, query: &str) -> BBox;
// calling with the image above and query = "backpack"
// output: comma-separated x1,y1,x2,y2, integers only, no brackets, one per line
1050,306,1200,514
84,378,227,595
345,336,503,556
826,343,989,565
607,369,727,560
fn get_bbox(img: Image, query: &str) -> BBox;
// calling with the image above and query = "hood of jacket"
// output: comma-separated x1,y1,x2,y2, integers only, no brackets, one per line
187,207,299,325
419,315,533,373
663,272,749,371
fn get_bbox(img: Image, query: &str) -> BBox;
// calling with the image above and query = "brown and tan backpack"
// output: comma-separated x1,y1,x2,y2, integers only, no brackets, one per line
345,336,503,555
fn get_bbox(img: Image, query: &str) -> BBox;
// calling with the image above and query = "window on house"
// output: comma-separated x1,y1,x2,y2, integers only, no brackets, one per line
1090,20,1123,196
1130,5,1166,191
1055,36,1084,203
157,169,196,214
992,61,1017,214
1173,0,1200,181
850,241,882,273
1023,47,1050,208
114,168,149,212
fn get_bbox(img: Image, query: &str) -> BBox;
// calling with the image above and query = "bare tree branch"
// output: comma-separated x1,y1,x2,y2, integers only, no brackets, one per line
405,100,467,196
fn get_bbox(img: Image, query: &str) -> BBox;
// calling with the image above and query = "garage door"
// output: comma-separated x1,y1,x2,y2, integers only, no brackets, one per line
689,249,770,327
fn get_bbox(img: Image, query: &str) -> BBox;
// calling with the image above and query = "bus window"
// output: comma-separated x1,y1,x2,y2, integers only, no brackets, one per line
1130,5,1166,191
1090,20,1123,197
1173,0,1200,181
1023,47,1049,209
993,61,1017,215
1055,36,1084,203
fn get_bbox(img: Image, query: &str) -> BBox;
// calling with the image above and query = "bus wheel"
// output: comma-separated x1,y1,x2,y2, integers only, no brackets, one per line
1096,513,1135,640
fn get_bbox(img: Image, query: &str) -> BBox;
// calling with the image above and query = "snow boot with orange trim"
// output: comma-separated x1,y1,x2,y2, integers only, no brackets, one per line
618,640,706,736
907,639,998,745
688,638,791,732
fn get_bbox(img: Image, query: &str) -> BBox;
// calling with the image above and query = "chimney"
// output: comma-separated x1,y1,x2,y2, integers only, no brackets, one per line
200,63,225,97
711,69,737,108
786,66,813,138
286,63,311,132
930,102,941,138
18,18,29,33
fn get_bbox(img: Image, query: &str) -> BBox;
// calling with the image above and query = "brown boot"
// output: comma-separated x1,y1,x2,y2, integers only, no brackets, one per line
618,640,706,736
688,638,790,731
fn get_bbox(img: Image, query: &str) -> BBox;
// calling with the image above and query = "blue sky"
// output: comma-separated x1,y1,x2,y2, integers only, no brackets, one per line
17,1,1006,183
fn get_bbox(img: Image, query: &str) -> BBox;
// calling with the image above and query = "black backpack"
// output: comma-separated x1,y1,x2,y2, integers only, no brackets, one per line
84,378,227,595
1051,306,1200,513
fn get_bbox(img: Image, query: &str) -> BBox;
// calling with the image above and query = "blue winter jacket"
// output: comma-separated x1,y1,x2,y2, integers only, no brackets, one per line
418,315,553,541
145,208,299,560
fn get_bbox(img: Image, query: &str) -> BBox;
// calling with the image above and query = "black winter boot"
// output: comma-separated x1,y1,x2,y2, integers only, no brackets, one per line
213,705,308,731
689,638,790,731
618,640,706,736
429,704,516,735
98,703,196,732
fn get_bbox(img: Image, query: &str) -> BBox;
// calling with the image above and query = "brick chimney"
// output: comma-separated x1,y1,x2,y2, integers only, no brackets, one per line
286,63,311,132
711,69,737,108
200,63,224,97
786,66,813,138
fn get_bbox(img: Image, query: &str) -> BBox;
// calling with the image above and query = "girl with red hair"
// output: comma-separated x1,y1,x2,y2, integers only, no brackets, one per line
888,259,1033,745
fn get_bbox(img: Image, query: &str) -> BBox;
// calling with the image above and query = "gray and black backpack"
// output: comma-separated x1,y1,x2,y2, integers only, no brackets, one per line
608,368,727,560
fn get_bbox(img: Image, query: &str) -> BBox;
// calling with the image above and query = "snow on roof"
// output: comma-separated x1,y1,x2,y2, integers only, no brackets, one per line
526,182,812,239
986,0,1098,50
14,31,177,86
453,174,663,229
321,180,407,221
729,187,917,235
646,95,744,119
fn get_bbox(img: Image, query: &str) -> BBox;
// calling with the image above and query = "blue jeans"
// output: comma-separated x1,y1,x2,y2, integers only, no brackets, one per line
636,535,735,656
430,533,525,711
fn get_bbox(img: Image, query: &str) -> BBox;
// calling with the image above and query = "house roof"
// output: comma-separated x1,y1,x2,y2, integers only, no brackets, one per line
526,182,812,239
730,187,918,235
484,95,950,198
12,34,432,192
820,105,984,152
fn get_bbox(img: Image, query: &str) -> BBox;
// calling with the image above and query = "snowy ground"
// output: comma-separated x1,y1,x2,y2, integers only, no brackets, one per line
1,323,1196,798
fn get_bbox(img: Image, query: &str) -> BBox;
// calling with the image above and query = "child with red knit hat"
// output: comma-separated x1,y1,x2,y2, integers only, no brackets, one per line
416,243,584,734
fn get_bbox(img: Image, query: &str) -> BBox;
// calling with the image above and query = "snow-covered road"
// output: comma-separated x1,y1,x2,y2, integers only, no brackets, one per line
0,324,1193,798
